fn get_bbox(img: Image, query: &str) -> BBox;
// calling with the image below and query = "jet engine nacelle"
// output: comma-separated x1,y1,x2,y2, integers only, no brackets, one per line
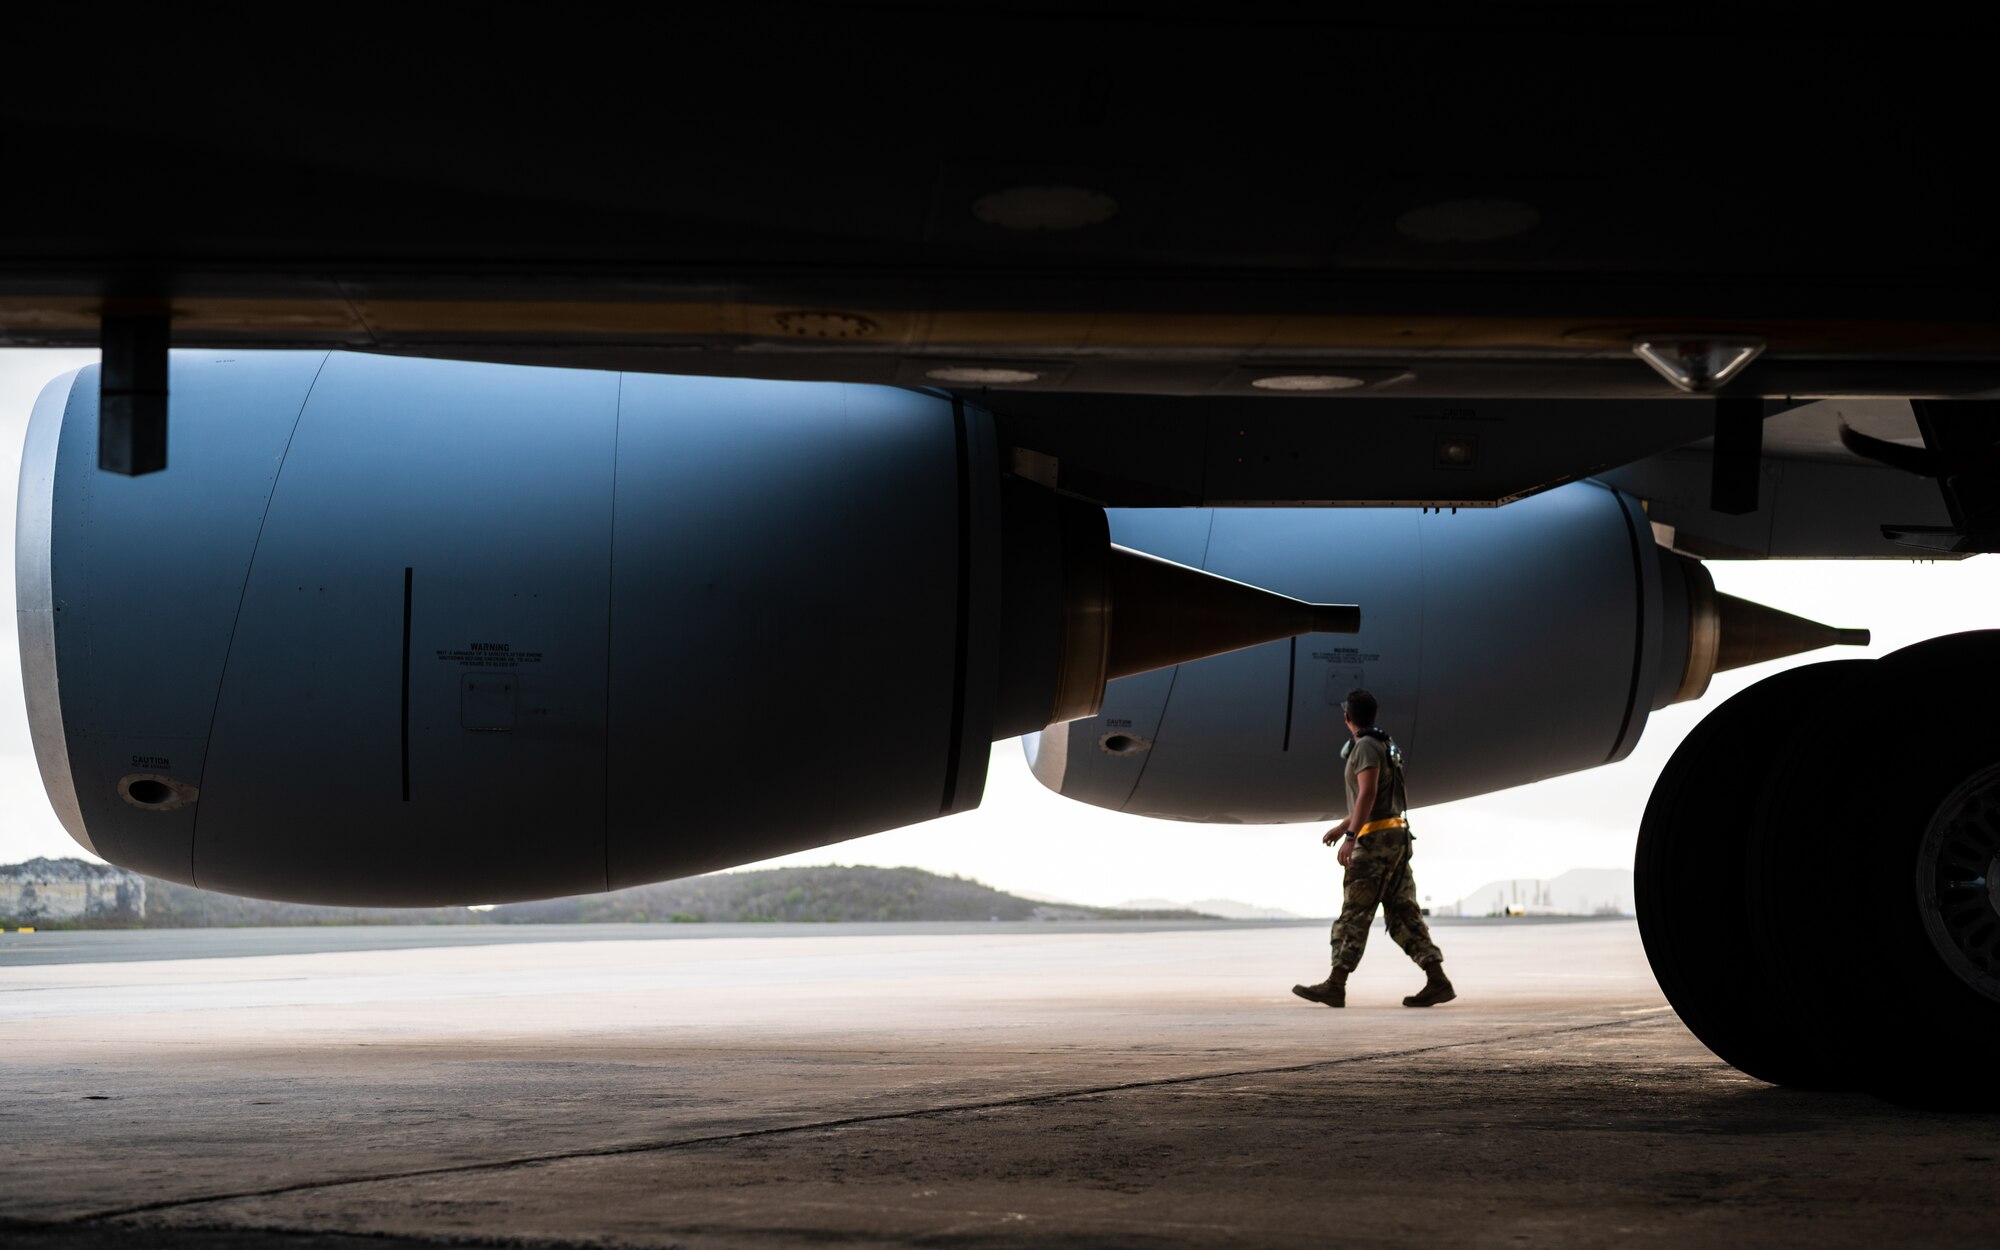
21,352,1350,905
1026,489,1864,822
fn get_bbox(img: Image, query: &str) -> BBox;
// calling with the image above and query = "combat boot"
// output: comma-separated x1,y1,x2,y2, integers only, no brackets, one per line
1402,959,1455,1007
1291,966,1348,1008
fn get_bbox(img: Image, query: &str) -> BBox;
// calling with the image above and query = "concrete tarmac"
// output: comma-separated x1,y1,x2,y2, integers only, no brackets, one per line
3,919,1997,1249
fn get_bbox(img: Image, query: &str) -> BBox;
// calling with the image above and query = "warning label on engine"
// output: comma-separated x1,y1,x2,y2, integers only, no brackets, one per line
1313,648,1379,664
436,642,544,669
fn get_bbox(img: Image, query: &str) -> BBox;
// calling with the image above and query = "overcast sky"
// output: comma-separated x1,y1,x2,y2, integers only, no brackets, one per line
3,349,1993,914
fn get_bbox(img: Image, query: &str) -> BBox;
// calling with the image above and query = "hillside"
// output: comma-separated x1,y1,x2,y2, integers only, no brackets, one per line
488,865,1207,923
0,860,1214,927
1450,868,1634,917
142,882,475,928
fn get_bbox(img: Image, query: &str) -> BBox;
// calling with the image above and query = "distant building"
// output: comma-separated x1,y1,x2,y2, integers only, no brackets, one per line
0,858,146,924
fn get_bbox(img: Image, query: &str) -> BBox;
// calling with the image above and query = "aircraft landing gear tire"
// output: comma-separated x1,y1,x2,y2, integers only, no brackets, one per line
1748,631,2000,1107
1644,632,2000,1102
1636,660,1868,1089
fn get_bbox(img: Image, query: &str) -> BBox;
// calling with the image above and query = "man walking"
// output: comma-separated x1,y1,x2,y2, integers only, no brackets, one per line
1293,689,1455,1008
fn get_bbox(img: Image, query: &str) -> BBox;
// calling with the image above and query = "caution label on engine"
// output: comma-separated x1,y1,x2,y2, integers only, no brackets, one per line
1313,648,1379,664
436,642,544,668
1318,647,1378,707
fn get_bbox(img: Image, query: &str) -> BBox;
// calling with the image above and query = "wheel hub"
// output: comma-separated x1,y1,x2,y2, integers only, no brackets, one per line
1916,762,2000,1004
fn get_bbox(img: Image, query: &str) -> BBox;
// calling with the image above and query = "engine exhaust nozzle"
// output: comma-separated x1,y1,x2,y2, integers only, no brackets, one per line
997,483,1358,734
1105,545,1359,682
1668,552,1871,704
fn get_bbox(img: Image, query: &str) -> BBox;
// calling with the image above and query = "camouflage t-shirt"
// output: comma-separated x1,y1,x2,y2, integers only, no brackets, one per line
1344,734,1400,824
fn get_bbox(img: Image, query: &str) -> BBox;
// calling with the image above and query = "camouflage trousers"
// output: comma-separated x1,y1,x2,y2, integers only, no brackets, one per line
1330,827,1442,972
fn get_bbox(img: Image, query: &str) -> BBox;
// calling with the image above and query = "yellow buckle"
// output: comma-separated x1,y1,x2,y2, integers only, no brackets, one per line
1356,817,1407,837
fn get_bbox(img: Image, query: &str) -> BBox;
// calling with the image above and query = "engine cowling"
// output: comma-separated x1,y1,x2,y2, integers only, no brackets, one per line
20,352,1352,904
1025,487,1866,822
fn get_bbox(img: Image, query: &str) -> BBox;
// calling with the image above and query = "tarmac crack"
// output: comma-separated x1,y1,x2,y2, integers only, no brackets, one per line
68,1013,1674,1226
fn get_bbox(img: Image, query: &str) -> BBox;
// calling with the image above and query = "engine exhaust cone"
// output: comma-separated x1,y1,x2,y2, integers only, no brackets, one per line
1715,594,1870,675
1106,545,1359,682
998,483,1360,733
1667,554,1871,706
